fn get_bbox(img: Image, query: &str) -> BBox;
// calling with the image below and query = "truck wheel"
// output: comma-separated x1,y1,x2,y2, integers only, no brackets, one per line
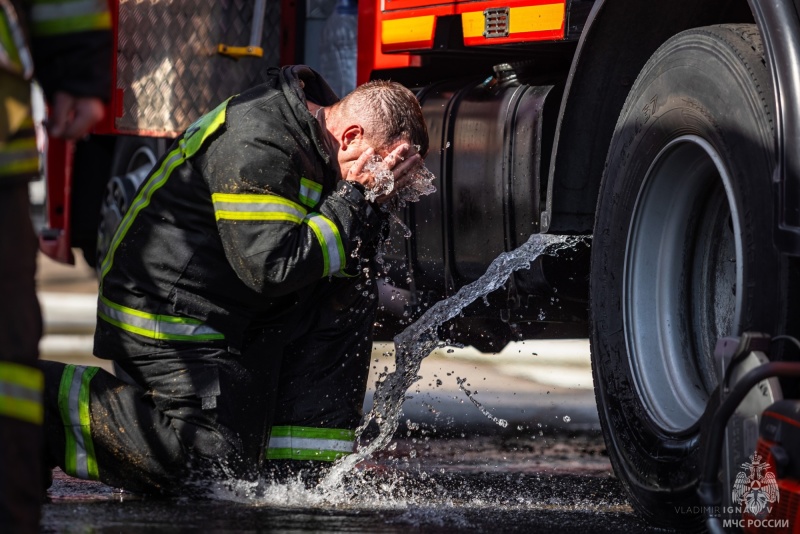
95,137,161,274
590,25,783,528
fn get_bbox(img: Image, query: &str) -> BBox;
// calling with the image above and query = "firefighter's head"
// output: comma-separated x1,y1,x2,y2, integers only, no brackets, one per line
322,80,429,183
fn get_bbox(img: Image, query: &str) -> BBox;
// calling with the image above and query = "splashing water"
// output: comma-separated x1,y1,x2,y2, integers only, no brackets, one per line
320,233,583,490
362,153,437,207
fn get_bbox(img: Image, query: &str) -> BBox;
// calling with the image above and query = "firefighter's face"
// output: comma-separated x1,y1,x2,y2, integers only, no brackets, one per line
320,104,413,180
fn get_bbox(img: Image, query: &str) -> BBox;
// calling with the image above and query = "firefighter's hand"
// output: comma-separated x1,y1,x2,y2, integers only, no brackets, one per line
47,92,105,140
347,144,422,204
385,144,423,197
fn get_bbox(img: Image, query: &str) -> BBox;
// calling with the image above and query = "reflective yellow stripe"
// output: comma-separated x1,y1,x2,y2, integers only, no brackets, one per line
299,177,322,208
4,136,36,151
212,193,307,223
97,295,225,342
0,156,39,175
99,99,229,283
58,365,100,480
0,362,43,424
0,128,39,176
304,213,345,276
266,426,354,462
462,4,564,38
381,16,435,45
99,148,184,282
181,97,231,158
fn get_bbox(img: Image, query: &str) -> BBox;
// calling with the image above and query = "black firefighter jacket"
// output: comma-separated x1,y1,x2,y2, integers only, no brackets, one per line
94,66,385,358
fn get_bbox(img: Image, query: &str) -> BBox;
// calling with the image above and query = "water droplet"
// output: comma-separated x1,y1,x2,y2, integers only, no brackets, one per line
563,415,571,423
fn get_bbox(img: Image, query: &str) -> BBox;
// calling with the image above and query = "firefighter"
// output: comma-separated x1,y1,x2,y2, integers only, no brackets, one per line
39,65,428,494
0,0,111,531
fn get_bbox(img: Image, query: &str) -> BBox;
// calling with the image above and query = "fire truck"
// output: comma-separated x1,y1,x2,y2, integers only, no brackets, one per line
40,0,800,530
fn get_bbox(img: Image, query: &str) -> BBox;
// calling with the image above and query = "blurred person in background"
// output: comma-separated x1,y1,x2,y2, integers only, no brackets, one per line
0,0,111,532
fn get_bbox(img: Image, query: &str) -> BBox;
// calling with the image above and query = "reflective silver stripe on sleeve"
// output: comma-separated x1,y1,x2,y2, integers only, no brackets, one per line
267,436,354,453
299,178,322,207
304,213,344,275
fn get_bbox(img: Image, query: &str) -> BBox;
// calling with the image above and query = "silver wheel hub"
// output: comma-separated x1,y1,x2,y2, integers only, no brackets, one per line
624,135,742,433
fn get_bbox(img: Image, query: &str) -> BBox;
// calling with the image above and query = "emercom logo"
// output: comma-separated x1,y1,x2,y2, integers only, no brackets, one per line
732,453,779,516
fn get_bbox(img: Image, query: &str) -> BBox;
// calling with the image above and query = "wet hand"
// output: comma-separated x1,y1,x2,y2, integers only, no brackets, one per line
385,144,423,198
346,144,423,204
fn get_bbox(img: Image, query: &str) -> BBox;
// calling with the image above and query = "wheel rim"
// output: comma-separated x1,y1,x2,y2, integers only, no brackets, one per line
96,142,159,276
624,135,743,434
125,145,158,175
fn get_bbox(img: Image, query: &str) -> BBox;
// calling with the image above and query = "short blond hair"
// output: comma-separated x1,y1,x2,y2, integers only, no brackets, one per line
336,80,429,157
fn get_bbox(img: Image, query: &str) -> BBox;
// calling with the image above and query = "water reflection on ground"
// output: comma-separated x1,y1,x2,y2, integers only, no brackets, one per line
43,433,664,533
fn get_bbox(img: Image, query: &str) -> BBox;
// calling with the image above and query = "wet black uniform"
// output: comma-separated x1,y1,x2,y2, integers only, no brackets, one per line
41,66,386,493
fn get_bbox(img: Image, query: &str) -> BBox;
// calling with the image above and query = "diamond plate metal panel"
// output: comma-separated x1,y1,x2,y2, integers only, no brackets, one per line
116,0,281,135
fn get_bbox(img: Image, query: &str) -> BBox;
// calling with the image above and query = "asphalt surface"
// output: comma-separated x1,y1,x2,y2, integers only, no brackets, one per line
42,434,662,534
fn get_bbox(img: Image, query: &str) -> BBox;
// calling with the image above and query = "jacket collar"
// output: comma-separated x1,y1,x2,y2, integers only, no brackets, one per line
279,65,340,165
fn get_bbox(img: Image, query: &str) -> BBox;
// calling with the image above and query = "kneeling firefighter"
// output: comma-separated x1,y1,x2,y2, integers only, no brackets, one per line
40,65,428,493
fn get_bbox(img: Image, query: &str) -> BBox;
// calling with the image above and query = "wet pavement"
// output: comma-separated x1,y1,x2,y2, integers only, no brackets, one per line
43,434,662,533
34,254,660,532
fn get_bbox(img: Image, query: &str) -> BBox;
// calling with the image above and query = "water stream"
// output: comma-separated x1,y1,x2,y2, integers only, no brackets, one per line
320,233,582,490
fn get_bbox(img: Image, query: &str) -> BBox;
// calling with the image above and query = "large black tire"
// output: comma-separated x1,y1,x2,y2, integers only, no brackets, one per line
590,25,785,529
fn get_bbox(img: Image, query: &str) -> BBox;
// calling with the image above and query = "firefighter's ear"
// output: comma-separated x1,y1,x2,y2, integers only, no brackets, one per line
340,124,365,151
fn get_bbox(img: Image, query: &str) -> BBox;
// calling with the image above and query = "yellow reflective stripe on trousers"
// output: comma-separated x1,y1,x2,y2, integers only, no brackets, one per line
0,361,43,424
211,193,307,223
58,365,100,480
97,295,225,342
0,135,38,177
99,98,228,285
298,177,322,208
304,213,345,276
30,0,111,36
266,426,355,462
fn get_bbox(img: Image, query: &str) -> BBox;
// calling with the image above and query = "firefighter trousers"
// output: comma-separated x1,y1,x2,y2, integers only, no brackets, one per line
0,184,44,534
41,272,377,494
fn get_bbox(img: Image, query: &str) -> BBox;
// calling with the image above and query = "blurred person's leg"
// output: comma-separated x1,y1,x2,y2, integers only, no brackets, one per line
0,184,44,534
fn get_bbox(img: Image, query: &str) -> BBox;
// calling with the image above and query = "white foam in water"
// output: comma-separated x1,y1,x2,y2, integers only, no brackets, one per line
320,233,583,491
